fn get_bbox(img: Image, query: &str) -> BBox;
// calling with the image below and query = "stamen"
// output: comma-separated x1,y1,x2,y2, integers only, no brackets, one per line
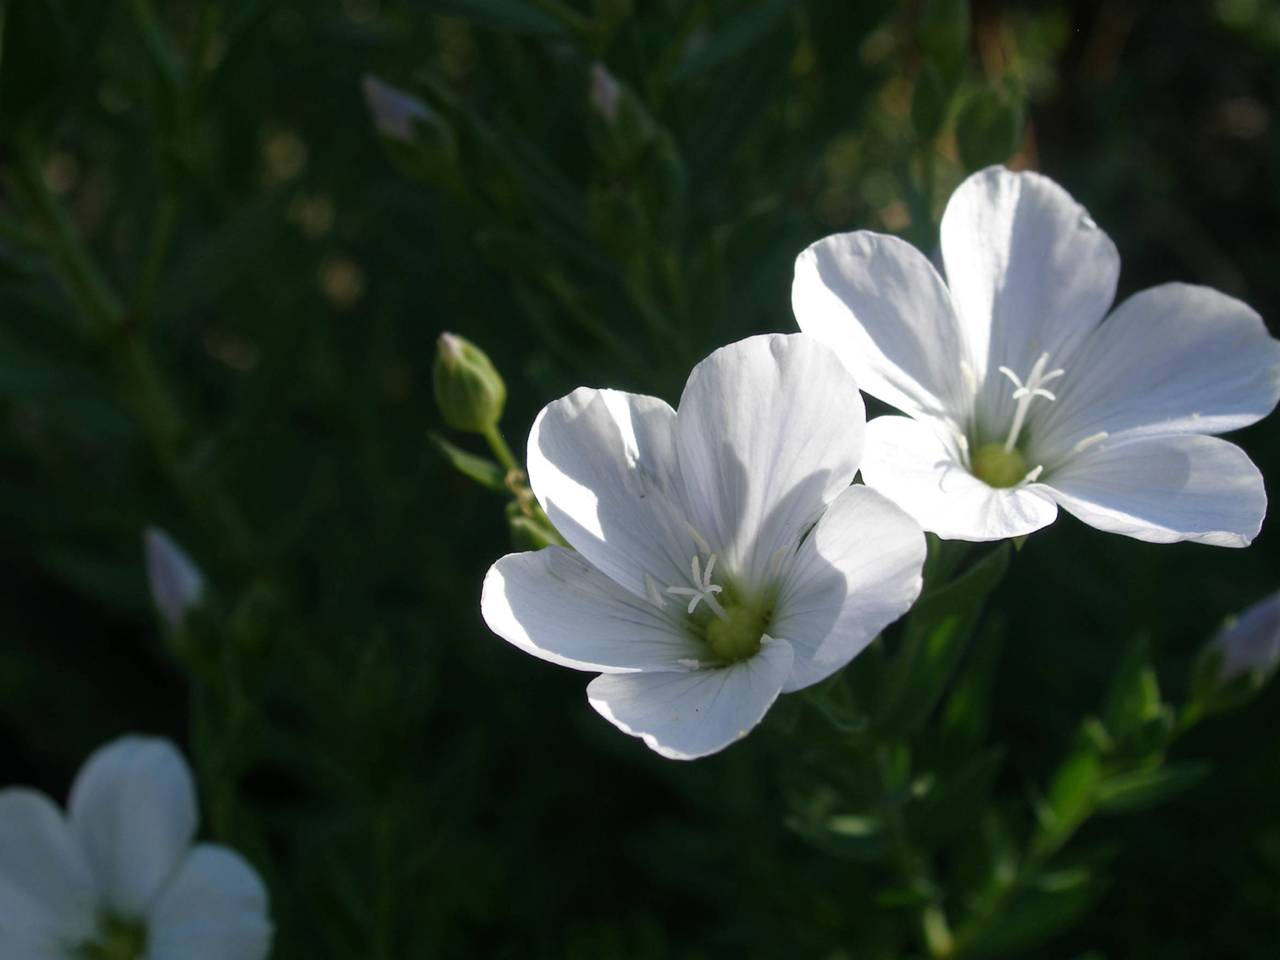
645,573,666,609
677,658,702,670
1001,352,1066,453
1022,464,1044,483
1070,431,1109,456
683,521,711,555
666,552,728,621
960,361,978,395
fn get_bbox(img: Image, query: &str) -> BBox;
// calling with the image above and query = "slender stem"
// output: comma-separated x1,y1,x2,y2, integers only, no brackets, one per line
481,424,520,475
132,188,179,324
9,137,123,337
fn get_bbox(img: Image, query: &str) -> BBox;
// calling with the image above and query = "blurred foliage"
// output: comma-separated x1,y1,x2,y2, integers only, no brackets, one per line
0,0,1278,957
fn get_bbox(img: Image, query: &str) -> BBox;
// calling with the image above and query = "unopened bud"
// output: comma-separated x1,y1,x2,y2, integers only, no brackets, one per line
361,75,430,140
1214,589,1280,683
433,332,506,434
1188,588,1280,716
589,63,621,124
144,527,205,632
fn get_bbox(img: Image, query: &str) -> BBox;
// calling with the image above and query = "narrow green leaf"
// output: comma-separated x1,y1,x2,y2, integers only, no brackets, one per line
878,544,1010,734
1096,761,1212,815
429,433,507,491
416,0,567,37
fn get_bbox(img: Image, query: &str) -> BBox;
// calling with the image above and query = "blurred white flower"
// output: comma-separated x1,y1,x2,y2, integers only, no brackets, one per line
794,165,1280,545
144,527,204,632
360,75,429,140
482,334,925,760
1214,588,1280,682
0,736,271,960
589,63,620,123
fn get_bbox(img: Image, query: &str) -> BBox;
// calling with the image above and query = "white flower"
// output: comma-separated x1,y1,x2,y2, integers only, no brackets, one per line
793,165,1280,545
481,334,926,760
0,736,272,960
144,527,205,633
1213,588,1280,683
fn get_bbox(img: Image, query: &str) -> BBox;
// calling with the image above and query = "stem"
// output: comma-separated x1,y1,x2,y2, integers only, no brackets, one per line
132,188,179,324
481,424,520,475
9,137,123,337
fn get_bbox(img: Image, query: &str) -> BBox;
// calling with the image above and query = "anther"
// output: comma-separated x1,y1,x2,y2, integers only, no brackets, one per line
645,573,666,609
1070,431,1109,456
683,522,711,555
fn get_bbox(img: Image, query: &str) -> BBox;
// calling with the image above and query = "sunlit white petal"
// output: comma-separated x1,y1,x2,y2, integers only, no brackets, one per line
773,484,926,692
675,333,864,594
481,546,701,672
586,638,794,760
1045,433,1266,547
860,415,1057,541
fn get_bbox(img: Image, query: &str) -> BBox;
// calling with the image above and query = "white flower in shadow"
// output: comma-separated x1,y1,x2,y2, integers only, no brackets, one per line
0,737,271,960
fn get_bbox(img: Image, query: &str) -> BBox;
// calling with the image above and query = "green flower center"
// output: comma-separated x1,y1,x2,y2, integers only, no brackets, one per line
971,441,1028,489
78,916,148,960
704,602,769,662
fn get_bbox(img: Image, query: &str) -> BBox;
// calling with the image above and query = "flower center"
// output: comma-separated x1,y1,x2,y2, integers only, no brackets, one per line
704,602,769,662
77,916,147,960
650,525,775,668
971,442,1028,488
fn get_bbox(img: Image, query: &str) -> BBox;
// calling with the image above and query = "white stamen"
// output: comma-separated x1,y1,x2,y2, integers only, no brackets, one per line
1000,352,1065,453
683,521,711,555
759,634,775,646
1022,464,1044,483
960,361,978,395
677,658,702,670
645,573,666,609
1070,431,1109,456
666,553,728,621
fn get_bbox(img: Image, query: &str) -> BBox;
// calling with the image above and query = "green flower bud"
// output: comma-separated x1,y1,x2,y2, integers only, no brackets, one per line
433,332,507,434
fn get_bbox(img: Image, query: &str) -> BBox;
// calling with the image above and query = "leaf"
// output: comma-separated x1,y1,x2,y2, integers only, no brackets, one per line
1096,761,1212,815
1100,633,1163,741
429,433,507,491
877,544,1010,734
966,869,1107,959
935,616,1005,760
1039,747,1101,838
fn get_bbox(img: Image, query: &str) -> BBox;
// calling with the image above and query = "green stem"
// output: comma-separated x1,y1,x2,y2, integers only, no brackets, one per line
9,137,123,337
482,424,520,476
132,188,179,325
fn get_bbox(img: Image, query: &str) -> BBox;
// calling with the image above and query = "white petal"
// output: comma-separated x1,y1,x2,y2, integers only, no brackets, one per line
527,388,693,599
1033,283,1280,461
0,789,97,947
773,485,925,692
1044,434,1267,547
860,415,1058,542
147,845,272,960
481,546,702,673
68,737,197,917
586,639,794,760
792,231,973,421
940,167,1119,421
675,334,864,594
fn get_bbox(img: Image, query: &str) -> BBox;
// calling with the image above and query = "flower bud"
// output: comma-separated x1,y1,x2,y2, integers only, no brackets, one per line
143,527,205,632
362,75,430,140
1188,588,1280,716
589,63,620,124
1213,588,1280,683
433,332,506,434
